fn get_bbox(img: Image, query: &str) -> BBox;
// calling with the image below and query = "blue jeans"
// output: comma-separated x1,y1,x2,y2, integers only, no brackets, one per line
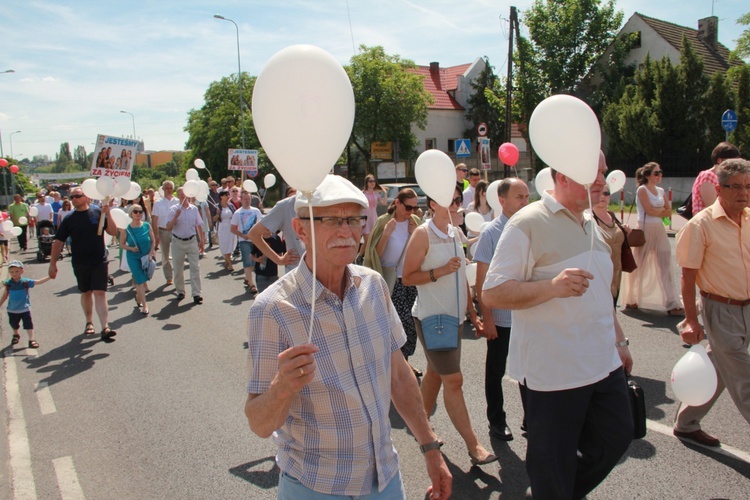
278,470,405,500
238,240,254,269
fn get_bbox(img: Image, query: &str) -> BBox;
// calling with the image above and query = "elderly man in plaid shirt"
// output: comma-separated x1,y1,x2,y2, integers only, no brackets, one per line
245,175,451,500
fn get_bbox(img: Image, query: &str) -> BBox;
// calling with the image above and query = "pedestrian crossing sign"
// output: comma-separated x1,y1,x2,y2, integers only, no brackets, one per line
456,139,471,158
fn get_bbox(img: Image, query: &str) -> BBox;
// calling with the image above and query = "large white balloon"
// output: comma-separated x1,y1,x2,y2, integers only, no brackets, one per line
243,179,258,193
465,212,485,233
82,178,101,200
10,226,22,236
18,217,28,225
196,192,208,203
185,168,200,181
529,95,601,186
465,262,477,287
486,180,503,213
29,206,39,217
606,170,626,195
671,344,718,407
194,158,206,169
534,167,555,196
415,149,457,207
123,182,142,201
108,208,131,229
182,180,200,198
264,173,277,189
252,45,355,193
112,176,131,198
198,180,210,197
96,176,115,198
2,220,13,231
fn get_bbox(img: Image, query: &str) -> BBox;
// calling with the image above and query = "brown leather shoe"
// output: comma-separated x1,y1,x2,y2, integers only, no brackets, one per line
674,429,720,447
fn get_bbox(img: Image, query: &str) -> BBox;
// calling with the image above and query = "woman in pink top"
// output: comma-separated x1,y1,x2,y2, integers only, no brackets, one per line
358,174,387,261
691,142,740,214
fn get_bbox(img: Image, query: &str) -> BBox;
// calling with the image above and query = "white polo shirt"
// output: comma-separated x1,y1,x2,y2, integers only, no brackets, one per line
152,196,179,229
483,191,621,392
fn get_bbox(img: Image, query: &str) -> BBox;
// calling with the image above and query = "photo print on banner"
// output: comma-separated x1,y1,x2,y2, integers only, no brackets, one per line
90,134,139,178
228,148,259,178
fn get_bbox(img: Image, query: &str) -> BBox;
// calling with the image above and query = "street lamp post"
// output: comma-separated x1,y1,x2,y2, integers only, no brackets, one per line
9,130,21,159
214,14,247,182
120,110,137,140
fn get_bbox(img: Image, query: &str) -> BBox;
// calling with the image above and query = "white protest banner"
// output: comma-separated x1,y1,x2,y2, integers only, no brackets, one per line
228,149,259,178
90,134,138,178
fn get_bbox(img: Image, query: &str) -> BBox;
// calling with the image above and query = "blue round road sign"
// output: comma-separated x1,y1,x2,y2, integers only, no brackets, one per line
721,109,738,132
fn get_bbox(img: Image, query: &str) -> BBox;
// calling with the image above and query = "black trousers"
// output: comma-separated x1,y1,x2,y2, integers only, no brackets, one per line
485,325,512,427
526,367,632,500
16,225,27,250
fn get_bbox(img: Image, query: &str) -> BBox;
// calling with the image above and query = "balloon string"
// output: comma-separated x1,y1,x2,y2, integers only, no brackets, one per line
585,185,595,272
307,198,317,344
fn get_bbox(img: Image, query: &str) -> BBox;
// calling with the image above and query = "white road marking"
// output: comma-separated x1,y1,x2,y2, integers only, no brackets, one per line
3,352,37,500
52,456,85,500
646,419,750,464
34,382,56,415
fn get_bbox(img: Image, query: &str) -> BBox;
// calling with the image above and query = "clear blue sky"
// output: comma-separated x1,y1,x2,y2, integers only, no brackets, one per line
1,0,746,161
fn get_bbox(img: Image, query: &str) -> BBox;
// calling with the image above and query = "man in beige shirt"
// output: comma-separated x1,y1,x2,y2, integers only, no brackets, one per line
674,158,750,447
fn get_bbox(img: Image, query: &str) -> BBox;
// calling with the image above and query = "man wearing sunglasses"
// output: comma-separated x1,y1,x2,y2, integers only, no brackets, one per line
245,175,451,500
49,187,119,340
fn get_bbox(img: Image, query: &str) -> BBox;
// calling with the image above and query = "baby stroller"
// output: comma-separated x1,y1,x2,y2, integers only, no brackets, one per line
36,219,60,263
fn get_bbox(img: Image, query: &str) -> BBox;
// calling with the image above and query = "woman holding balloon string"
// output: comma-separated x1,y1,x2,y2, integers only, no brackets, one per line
403,183,497,467
621,162,684,315
119,203,155,316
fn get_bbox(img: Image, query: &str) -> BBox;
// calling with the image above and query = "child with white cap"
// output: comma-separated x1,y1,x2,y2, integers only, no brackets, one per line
0,260,51,348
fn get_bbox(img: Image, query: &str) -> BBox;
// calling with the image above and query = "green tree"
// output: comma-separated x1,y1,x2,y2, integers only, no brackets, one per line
346,45,433,175
185,73,270,181
511,35,547,169
524,0,623,94
704,72,736,147
733,12,750,61
464,58,505,147
732,65,750,155
73,145,88,169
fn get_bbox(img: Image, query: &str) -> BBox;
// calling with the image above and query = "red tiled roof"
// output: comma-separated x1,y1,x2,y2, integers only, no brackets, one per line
637,13,744,77
410,63,472,110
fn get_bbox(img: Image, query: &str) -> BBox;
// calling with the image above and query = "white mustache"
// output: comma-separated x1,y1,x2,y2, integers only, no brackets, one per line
327,237,357,249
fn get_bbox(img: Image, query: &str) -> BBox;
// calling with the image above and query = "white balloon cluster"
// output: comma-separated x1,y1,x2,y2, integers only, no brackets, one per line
81,177,142,201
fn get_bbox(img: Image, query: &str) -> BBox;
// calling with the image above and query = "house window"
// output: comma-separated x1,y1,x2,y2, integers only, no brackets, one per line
425,138,437,150
447,139,457,153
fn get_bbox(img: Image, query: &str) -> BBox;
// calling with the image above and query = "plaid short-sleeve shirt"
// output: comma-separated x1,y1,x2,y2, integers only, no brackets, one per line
247,260,406,496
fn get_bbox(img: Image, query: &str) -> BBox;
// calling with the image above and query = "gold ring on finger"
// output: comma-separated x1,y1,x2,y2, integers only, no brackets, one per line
299,367,304,377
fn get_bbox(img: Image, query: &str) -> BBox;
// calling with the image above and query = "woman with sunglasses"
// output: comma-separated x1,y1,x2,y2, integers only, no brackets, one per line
358,174,387,262
465,180,493,238
119,204,155,315
363,188,423,376
403,183,496,467
592,189,629,307
621,162,684,315
213,190,237,271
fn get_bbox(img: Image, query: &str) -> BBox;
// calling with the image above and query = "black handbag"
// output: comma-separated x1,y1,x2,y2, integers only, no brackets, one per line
676,193,693,220
628,376,647,439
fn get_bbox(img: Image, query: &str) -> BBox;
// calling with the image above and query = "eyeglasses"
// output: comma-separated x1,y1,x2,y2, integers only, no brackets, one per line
402,204,418,211
131,210,143,214
450,196,463,206
651,171,663,175
300,216,367,228
458,169,468,173
721,184,750,191
602,192,611,196
70,194,85,199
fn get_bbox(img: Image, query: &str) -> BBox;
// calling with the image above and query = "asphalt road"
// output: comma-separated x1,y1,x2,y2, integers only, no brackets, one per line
1,233,748,499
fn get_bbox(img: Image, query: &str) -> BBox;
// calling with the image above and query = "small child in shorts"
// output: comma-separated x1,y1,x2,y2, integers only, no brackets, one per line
0,260,51,348
251,229,285,294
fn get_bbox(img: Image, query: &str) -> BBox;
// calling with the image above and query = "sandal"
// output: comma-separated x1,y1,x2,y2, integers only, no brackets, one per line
28,340,39,349
249,286,258,294
668,308,685,316
11,334,20,345
101,327,117,339
625,304,639,310
141,307,149,316
84,322,96,335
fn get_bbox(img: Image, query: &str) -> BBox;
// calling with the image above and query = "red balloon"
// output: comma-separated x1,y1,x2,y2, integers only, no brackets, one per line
498,143,520,166
10,165,19,174
0,159,7,168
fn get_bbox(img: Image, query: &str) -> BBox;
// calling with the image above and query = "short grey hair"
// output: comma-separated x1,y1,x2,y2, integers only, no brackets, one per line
717,158,750,186
162,180,175,189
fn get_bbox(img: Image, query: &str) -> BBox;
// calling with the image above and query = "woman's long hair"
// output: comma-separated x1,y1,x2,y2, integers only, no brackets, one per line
362,173,383,192
636,162,660,186
473,180,488,211
387,188,417,215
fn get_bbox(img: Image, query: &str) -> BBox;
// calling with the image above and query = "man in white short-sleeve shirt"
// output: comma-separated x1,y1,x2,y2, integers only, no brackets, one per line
151,181,179,284
482,160,633,499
